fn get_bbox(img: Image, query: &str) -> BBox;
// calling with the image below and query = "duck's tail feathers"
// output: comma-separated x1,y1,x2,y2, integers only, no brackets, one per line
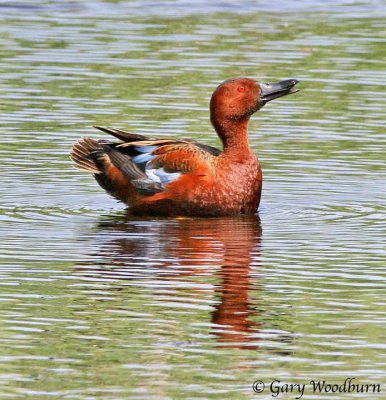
70,137,163,203
70,137,102,174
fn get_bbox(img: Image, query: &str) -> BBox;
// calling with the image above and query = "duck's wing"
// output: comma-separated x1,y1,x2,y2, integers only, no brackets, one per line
94,125,221,156
70,126,221,203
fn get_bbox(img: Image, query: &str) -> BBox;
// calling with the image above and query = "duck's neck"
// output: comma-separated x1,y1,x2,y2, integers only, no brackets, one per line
213,117,252,157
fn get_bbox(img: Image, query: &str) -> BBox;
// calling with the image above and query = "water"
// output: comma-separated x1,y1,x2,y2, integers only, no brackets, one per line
0,1,385,399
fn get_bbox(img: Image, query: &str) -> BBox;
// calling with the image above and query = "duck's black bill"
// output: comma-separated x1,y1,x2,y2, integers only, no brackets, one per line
260,79,299,103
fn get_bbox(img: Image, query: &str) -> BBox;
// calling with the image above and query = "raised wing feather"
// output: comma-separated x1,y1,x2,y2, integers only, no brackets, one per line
93,126,150,142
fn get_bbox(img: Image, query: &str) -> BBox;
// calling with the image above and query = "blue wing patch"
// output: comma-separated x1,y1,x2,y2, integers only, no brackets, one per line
131,145,181,188
132,145,158,164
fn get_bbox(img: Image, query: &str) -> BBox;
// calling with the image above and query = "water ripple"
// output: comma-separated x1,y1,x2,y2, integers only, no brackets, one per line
0,2,385,399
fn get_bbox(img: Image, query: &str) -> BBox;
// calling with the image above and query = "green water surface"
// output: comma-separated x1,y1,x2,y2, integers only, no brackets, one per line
0,1,385,399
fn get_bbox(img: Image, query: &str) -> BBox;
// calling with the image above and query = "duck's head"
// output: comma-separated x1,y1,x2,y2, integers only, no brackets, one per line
210,77,299,125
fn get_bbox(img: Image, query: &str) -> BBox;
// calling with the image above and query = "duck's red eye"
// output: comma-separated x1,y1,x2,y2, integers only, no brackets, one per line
238,86,246,93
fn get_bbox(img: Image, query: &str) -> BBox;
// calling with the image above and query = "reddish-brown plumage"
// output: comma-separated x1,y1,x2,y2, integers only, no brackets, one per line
70,77,299,216
105,164,131,202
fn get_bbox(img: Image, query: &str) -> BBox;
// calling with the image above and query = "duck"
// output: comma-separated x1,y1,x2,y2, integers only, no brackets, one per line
70,77,299,216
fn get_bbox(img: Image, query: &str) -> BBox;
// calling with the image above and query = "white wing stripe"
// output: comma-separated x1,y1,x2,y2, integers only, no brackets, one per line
146,168,181,185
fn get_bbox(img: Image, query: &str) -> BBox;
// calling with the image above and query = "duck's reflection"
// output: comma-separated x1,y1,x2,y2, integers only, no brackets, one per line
82,214,263,348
